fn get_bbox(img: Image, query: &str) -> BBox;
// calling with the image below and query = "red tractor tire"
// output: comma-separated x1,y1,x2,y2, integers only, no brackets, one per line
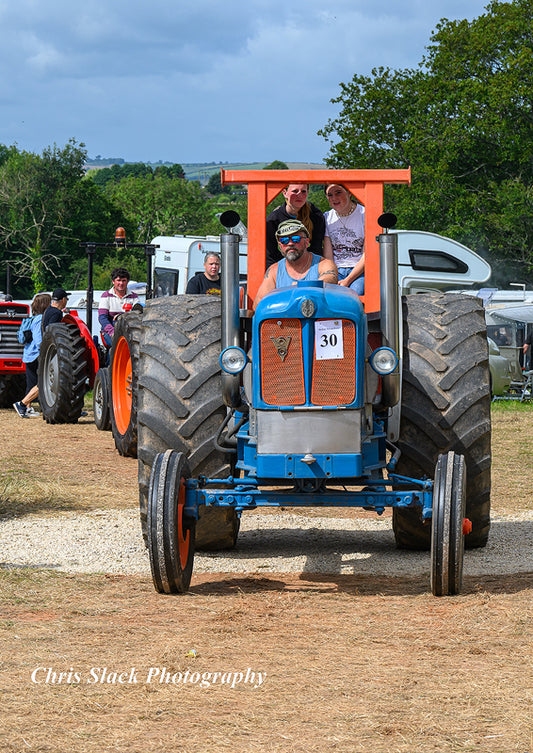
109,312,142,457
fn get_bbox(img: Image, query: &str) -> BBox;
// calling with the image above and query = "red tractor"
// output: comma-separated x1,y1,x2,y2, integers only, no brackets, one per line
38,230,150,459
0,298,30,407
39,305,142,453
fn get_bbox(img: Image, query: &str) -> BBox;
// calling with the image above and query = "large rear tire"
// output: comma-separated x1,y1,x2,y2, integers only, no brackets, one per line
110,312,141,457
138,296,240,551
393,293,491,549
38,322,88,423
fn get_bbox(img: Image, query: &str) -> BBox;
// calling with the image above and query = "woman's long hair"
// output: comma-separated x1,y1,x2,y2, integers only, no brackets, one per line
31,293,52,315
297,200,313,240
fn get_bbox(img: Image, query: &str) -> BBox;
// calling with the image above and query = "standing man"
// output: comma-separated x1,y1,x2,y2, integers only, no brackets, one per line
98,267,139,348
254,220,337,309
522,329,533,370
186,253,222,296
42,288,69,332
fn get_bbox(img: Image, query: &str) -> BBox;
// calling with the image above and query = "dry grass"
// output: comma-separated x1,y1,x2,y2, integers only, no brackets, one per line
0,403,532,752
0,570,532,753
0,409,138,518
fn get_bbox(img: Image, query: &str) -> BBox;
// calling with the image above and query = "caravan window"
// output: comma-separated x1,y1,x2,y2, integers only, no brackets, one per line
154,268,178,297
408,249,468,274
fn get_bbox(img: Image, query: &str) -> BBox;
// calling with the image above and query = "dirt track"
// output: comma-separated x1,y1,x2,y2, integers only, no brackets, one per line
0,405,532,752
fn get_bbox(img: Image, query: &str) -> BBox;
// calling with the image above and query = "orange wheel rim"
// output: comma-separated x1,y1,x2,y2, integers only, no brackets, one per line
177,477,190,570
112,336,132,435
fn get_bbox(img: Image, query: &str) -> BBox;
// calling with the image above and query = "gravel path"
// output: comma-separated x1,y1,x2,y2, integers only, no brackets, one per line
1,509,532,576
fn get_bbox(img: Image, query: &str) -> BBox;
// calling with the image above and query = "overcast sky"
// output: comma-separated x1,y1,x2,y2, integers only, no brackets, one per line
0,0,489,165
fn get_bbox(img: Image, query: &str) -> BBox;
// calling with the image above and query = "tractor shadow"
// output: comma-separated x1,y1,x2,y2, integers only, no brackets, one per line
192,517,533,597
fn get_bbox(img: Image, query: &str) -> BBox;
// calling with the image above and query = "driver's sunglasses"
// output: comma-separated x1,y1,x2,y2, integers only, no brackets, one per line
279,235,303,245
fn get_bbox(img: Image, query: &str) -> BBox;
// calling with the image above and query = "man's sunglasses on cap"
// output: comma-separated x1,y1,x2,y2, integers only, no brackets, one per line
279,235,304,245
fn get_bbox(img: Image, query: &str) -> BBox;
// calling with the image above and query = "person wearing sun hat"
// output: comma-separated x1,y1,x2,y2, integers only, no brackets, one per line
253,220,337,309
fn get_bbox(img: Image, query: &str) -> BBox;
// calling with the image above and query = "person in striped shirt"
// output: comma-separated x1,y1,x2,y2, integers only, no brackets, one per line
98,267,139,348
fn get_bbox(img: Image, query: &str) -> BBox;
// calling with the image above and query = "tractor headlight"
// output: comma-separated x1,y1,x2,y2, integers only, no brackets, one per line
220,346,248,374
369,347,398,375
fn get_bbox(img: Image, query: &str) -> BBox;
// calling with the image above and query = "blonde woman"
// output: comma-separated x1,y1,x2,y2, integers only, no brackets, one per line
323,183,365,295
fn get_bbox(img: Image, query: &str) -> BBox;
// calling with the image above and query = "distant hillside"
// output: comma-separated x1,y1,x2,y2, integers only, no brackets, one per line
182,162,267,182
85,159,325,184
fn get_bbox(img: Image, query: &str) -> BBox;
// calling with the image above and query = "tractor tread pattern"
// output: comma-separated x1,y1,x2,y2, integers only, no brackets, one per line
39,322,88,423
393,293,491,549
138,296,238,550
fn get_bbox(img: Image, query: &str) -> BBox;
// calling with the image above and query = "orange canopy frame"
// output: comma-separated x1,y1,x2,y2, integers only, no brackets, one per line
221,168,411,314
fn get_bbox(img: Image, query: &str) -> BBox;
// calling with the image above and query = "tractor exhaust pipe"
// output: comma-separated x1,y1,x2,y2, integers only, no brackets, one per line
220,230,242,409
378,214,400,408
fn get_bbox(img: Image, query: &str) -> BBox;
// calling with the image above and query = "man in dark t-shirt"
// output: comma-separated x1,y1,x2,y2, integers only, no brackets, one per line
186,253,222,296
42,288,69,332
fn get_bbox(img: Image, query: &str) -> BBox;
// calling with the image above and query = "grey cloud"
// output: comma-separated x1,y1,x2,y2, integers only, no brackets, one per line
0,0,490,162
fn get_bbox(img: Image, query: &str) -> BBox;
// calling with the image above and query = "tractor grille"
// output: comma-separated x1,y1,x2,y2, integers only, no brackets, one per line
311,320,356,405
260,318,357,407
261,319,305,405
0,320,24,359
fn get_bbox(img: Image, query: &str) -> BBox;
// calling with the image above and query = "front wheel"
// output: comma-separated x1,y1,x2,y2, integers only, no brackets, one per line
148,450,195,594
431,452,467,596
93,367,111,431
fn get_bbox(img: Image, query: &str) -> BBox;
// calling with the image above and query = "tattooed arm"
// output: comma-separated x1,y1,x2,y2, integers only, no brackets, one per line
318,257,338,284
253,263,278,310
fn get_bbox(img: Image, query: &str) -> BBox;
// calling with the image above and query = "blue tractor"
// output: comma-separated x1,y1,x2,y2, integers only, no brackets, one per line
137,170,491,597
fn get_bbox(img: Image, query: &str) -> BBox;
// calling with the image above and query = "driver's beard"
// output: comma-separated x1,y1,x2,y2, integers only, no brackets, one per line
285,248,303,262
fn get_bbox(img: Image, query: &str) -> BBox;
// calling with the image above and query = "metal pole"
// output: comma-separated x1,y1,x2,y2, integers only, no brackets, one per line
221,233,242,408
86,244,96,335
6,261,11,297
379,231,400,408
145,245,155,300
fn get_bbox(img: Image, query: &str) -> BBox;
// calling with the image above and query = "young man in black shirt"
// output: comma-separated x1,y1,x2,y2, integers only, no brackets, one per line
186,253,222,296
42,288,69,332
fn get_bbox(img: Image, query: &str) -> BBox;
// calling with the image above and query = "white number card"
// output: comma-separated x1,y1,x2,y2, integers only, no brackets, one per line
315,320,344,360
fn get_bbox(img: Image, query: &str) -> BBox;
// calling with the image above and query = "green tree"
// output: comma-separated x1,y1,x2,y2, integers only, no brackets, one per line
319,0,533,271
154,164,185,180
0,141,99,292
90,162,185,187
206,171,231,195
104,174,222,242
264,160,289,170
0,141,122,295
